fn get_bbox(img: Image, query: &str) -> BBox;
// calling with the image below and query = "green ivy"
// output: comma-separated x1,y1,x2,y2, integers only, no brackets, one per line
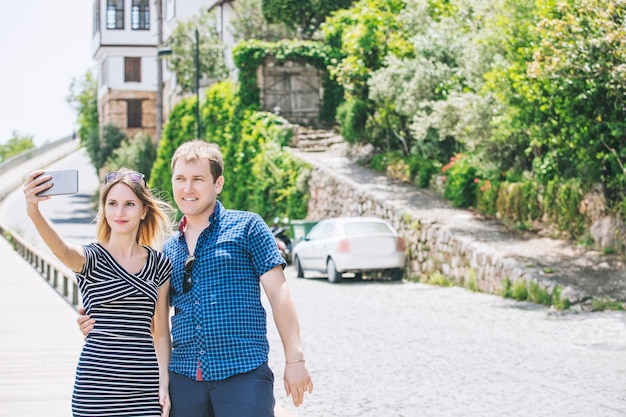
232,39,343,123
495,180,541,229
542,178,585,238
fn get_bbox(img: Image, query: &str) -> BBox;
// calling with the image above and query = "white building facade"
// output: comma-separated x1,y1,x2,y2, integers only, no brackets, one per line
91,0,237,141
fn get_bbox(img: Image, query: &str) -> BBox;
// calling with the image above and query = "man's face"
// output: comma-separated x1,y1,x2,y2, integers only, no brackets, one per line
172,159,224,219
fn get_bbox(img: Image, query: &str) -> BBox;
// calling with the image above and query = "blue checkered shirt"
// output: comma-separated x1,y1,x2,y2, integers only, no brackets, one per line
163,201,286,381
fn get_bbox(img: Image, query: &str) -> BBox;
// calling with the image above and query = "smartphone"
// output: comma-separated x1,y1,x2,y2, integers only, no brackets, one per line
36,169,79,197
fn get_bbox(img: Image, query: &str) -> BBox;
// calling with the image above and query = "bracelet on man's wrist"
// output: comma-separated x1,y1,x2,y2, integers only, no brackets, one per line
285,358,306,364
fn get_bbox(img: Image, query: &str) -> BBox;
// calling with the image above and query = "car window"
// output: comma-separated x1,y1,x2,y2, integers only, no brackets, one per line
306,222,326,240
343,221,392,236
319,223,335,239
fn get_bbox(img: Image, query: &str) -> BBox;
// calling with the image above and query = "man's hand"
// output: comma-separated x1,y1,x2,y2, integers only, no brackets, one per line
159,385,171,417
284,361,313,407
76,307,95,337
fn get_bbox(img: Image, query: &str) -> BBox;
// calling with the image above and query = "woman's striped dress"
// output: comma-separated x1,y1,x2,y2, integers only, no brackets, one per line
72,243,172,417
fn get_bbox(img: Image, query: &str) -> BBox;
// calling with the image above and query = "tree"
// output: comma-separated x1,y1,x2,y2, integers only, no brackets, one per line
322,0,412,99
480,0,542,175
102,133,157,182
94,124,127,173
66,69,100,171
230,0,298,41
368,0,500,160
262,0,356,39
165,11,228,95
526,0,626,197
0,132,34,162
322,0,413,149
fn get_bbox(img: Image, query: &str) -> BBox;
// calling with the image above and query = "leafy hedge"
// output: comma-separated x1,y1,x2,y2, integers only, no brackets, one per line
149,80,311,223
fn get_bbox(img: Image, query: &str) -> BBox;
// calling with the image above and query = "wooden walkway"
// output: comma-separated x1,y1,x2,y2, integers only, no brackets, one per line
0,235,83,417
0,141,295,417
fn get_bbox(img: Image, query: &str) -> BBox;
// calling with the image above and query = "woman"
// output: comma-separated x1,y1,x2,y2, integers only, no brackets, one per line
23,168,173,417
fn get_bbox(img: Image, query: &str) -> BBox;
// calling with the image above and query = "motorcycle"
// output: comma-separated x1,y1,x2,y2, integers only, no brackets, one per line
270,217,293,265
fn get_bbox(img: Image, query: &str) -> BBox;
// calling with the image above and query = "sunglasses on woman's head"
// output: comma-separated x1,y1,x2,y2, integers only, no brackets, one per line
105,171,146,185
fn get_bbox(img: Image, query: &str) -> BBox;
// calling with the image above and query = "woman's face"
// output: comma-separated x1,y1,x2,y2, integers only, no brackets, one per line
104,183,147,237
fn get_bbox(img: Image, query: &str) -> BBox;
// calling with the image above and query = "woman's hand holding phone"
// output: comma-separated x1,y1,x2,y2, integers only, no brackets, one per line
34,169,79,197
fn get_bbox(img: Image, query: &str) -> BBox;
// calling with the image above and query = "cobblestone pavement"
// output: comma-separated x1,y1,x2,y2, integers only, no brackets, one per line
267,273,626,417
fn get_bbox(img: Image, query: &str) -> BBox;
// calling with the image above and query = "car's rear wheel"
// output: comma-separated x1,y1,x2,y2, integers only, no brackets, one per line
327,258,343,283
294,255,304,278
390,268,404,281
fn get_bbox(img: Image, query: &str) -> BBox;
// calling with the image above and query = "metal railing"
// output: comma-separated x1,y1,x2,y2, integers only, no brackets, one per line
1,223,80,310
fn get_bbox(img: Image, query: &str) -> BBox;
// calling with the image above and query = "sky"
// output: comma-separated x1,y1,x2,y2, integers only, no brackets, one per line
0,0,94,147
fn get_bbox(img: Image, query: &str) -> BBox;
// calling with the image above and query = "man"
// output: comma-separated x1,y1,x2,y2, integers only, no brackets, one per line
79,140,313,416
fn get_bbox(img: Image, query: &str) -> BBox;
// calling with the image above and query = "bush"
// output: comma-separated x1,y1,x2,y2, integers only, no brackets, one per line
476,179,499,217
249,140,311,221
103,133,156,182
150,80,311,224
542,178,585,238
94,124,126,173
150,80,237,208
442,153,478,208
495,180,541,229
0,133,34,162
369,150,438,188
337,98,369,143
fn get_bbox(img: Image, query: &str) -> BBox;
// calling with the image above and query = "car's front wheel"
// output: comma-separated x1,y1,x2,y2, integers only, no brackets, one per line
327,258,343,283
294,255,304,278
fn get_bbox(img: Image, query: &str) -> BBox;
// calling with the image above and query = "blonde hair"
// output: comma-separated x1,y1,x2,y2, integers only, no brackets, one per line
171,140,223,183
95,168,174,249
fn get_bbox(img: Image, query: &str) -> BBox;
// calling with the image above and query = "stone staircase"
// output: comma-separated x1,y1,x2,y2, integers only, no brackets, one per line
288,125,344,152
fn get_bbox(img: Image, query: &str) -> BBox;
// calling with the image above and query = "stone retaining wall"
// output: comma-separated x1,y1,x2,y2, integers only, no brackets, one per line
296,152,568,303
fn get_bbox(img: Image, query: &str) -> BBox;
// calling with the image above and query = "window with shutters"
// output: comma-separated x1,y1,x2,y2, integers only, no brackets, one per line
131,0,150,30
127,100,142,128
106,0,124,30
125,57,141,83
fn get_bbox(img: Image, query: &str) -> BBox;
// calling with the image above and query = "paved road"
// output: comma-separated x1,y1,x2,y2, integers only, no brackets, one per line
268,272,626,417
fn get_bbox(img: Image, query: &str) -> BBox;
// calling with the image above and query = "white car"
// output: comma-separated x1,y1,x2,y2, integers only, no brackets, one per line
292,217,406,283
